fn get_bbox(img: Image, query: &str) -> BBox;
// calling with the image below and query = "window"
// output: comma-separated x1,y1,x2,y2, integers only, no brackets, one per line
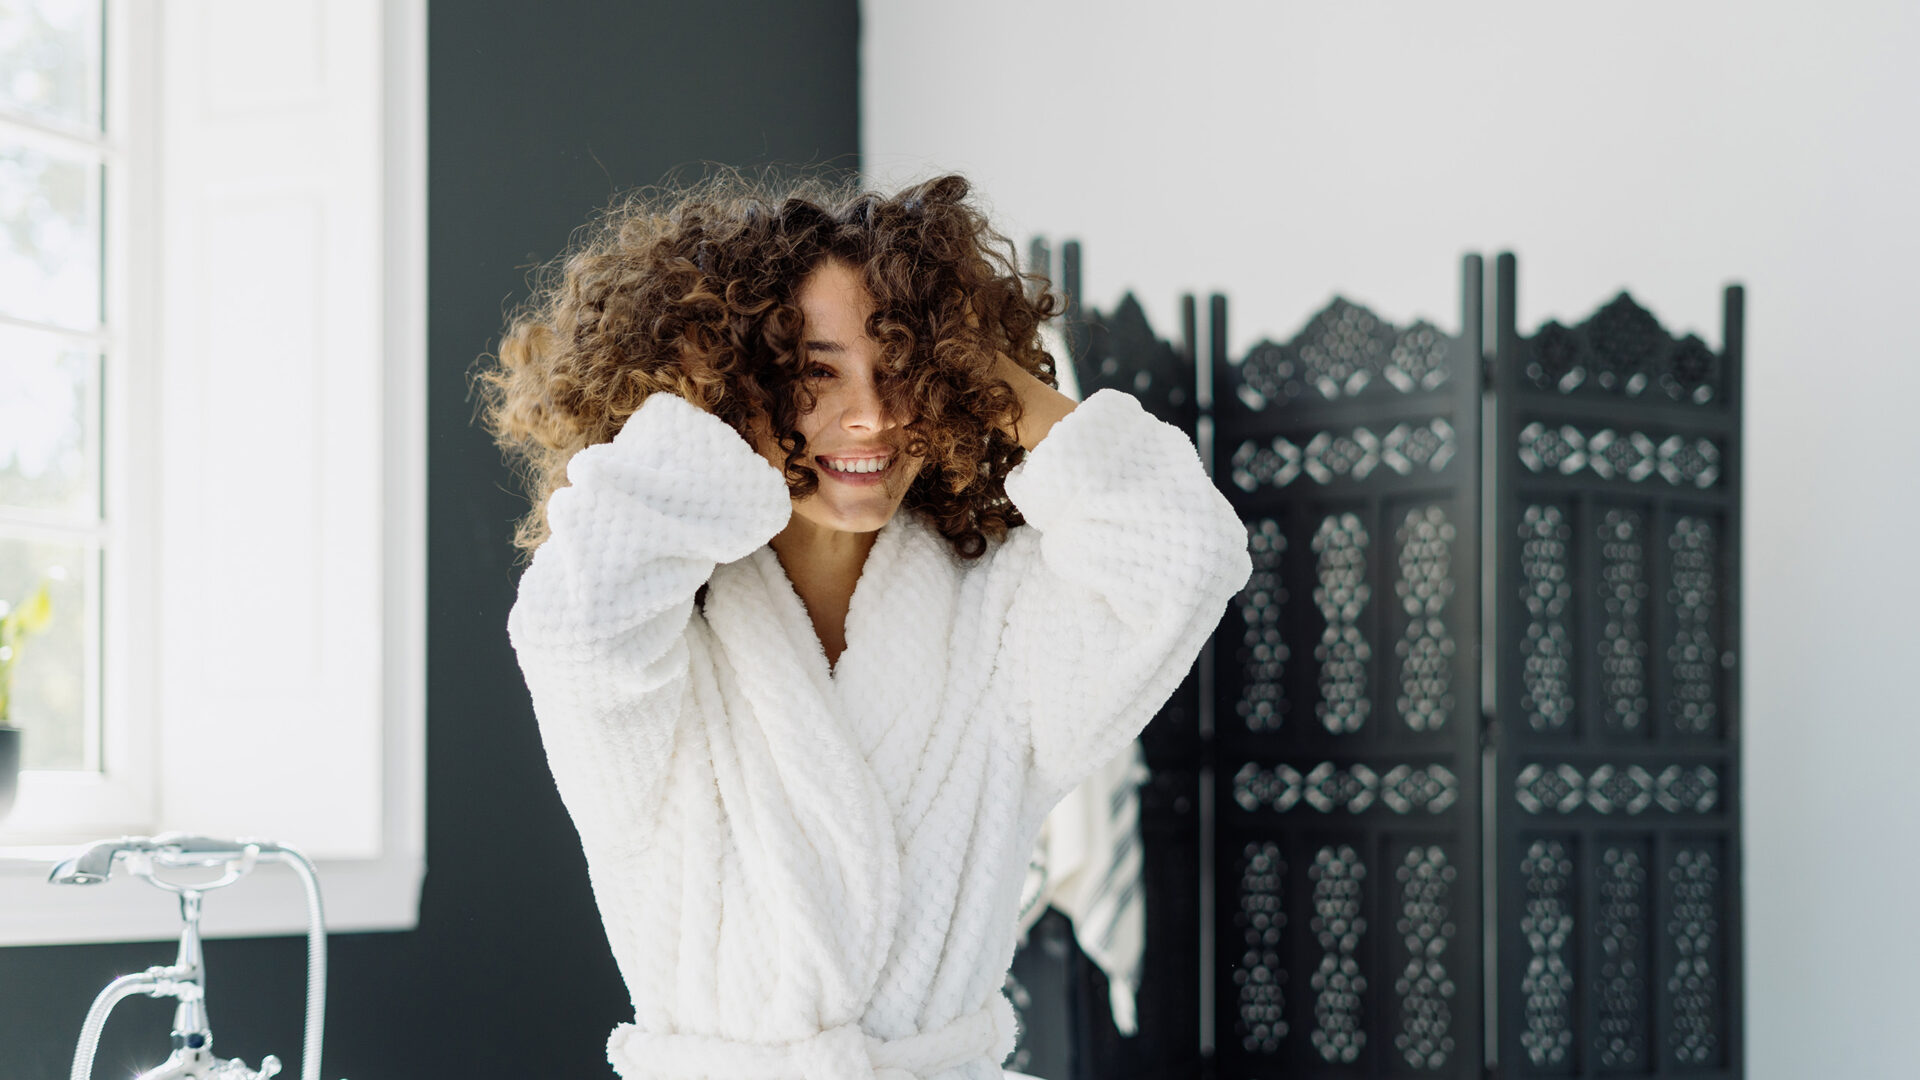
0,0,110,770
0,0,425,946
0,0,155,838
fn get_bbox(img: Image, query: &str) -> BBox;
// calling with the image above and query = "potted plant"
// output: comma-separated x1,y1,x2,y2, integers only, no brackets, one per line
0,578,54,823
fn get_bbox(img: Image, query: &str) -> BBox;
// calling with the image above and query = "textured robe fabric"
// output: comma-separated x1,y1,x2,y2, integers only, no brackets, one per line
507,387,1252,1079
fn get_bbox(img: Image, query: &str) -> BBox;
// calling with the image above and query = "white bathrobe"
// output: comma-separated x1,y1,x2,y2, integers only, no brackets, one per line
507,387,1251,1080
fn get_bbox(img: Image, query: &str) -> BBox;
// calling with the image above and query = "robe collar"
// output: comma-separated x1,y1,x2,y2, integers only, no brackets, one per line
699,509,944,1017
714,509,958,758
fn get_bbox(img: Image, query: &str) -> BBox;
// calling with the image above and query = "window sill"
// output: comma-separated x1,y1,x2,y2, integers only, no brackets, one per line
0,845,424,946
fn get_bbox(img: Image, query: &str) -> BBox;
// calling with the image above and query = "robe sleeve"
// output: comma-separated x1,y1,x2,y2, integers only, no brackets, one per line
506,392,792,852
998,387,1252,804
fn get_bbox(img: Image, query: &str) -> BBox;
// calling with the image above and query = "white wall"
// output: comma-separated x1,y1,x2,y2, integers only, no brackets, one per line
865,2,1920,1076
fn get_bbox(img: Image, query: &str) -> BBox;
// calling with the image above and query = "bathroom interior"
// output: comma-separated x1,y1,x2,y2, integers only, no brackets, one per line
0,2,1914,1078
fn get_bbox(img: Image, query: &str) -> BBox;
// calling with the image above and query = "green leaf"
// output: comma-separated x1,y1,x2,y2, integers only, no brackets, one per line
14,581,52,636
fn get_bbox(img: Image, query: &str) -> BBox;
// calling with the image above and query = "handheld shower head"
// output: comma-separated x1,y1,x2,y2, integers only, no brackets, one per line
48,835,154,885
47,833,284,886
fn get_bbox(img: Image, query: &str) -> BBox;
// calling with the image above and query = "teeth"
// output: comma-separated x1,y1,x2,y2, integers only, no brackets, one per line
824,457,889,474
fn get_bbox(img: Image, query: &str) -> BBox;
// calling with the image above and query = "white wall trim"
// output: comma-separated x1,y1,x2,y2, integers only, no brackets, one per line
378,0,430,936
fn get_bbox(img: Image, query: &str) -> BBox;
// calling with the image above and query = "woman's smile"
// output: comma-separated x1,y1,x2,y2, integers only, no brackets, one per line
816,452,896,486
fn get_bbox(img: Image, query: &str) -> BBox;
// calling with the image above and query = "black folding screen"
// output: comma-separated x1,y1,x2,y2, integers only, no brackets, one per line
1490,255,1743,1079
1205,258,1488,1080
1016,243,1743,1080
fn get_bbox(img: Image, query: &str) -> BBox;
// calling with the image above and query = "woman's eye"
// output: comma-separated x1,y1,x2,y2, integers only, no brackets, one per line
806,366,835,379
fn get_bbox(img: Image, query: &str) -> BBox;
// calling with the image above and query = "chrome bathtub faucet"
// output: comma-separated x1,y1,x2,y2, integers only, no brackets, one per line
48,834,332,1080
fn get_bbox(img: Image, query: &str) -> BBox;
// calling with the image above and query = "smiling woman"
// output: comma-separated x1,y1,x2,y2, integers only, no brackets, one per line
479,171,1063,564
739,255,1079,667
476,170,1251,1079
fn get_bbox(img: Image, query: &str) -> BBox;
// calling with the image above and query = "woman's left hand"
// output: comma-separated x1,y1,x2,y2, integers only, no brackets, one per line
989,347,1076,454
966,299,1077,452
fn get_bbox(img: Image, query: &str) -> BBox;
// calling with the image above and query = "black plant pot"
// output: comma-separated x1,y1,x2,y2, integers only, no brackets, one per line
0,725,19,823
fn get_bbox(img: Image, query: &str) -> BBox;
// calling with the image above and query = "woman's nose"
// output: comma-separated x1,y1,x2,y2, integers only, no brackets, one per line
841,377,896,431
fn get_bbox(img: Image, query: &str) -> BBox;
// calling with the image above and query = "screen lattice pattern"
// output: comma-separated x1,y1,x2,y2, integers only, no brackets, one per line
1034,246,1739,1080
1213,279,1483,1079
1495,260,1741,1078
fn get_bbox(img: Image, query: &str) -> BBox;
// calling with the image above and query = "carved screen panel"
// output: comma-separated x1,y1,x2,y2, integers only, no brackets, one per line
1492,255,1744,1078
1057,239,1201,436
1209,259,1486,1078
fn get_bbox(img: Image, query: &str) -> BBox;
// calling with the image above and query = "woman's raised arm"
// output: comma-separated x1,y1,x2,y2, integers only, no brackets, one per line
506,392,791,850
991,383,1253,810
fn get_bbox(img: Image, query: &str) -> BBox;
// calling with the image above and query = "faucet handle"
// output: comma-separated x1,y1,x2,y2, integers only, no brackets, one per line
131,1049,281,1080
200,1053,280,1079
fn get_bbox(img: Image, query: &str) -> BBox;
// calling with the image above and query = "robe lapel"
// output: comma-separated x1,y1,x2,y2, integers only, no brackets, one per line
827,513,958,818
703,544,904,1012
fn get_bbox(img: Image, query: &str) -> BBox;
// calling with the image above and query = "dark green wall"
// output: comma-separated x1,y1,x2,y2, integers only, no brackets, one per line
0,3,858,1076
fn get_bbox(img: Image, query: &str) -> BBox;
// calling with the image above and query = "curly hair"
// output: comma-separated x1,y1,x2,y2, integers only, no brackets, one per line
475,169,1064,562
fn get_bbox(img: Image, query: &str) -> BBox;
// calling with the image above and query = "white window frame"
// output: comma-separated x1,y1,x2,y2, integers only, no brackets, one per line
0,0,426,947
0,0,153,836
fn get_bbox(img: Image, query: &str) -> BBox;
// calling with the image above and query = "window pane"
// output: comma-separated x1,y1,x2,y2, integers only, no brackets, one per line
0,536,91,771
0,0,103,131
0,325,96,517
0,142,101,329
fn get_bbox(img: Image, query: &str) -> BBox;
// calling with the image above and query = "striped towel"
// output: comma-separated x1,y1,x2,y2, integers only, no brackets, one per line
1014,739,1151,1036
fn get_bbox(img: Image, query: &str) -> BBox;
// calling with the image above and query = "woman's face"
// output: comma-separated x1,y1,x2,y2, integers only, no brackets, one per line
753,259,925,534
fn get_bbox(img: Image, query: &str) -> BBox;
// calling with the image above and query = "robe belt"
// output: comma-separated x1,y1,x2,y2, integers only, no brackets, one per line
605,992,1018,1080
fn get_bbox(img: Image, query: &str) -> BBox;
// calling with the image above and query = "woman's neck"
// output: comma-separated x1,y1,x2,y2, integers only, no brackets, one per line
768,517,880,668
